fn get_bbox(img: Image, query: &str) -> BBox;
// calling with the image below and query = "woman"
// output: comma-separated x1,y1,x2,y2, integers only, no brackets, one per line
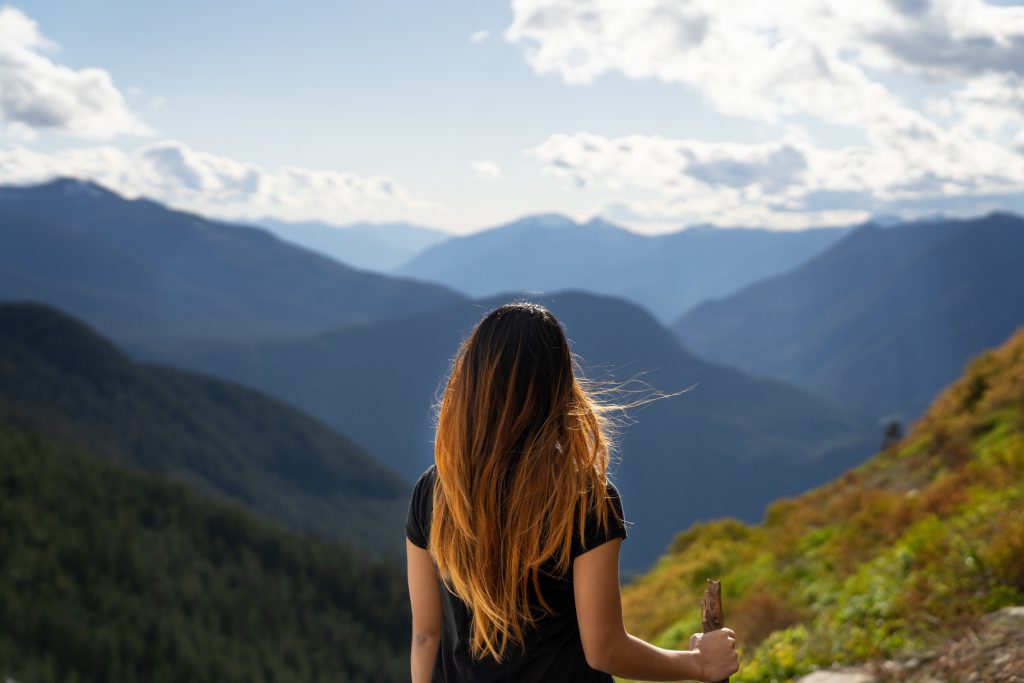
406,302,740,682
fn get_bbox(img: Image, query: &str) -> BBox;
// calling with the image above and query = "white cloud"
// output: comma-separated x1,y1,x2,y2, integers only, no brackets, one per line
506,1,895,129
469,29,490,44
0,6,151,139
507,0,1024,227
853,0,1024,78
471,160,503,180
504,0,1024,134
933,72,1024,136
0,140,442,222
528,129,1024,228
505,1,1024,110
530,134,809,192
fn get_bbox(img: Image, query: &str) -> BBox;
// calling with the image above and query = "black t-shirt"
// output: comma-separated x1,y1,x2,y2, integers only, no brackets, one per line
405,464,628,682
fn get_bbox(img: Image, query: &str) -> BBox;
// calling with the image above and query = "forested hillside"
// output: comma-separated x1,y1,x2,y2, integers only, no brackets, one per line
0,405,410,683
0,302,409,555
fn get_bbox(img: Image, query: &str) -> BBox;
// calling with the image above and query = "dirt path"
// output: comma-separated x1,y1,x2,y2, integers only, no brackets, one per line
796,606,1024,683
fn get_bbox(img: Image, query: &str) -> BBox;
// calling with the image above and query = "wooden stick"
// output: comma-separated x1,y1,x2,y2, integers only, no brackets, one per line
700,579,729,683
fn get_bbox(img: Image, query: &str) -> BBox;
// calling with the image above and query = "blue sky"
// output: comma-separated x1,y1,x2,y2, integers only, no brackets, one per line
2,1,1024,234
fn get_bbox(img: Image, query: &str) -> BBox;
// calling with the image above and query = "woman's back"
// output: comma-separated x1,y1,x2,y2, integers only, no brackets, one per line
406,464,627,682
405,302,739,682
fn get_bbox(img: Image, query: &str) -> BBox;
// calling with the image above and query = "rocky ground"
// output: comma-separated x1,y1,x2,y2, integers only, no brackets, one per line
795,606,1024,683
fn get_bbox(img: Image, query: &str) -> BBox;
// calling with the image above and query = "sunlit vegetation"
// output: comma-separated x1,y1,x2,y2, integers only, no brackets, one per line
620,326,1024,682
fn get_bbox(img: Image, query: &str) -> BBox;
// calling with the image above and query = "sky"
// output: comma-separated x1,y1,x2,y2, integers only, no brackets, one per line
1,0,1023,235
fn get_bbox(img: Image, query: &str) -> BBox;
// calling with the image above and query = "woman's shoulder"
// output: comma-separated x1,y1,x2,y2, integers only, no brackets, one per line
417,462,437,479
406,464,438,549
417,463,437,485
411,463,437,499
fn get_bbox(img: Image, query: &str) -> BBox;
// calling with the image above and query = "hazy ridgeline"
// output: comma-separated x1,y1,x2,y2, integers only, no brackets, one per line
0,302,410,556
1,179,1023,680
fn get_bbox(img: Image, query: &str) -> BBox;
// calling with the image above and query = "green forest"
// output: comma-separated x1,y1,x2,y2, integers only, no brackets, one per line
0,304,416,681
0,404,410,683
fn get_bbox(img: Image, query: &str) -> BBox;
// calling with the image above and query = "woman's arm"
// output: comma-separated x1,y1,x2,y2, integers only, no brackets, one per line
573,538,739,682
407,538,443,683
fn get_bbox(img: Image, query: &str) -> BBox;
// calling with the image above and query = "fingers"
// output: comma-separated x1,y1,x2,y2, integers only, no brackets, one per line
716,628,737,648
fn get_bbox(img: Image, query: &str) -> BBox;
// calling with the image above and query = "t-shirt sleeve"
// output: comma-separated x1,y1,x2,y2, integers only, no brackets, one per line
405,466,435,549
571,480,628,558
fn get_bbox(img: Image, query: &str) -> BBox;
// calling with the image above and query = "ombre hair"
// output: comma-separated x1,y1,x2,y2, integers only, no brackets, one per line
428,301,674,661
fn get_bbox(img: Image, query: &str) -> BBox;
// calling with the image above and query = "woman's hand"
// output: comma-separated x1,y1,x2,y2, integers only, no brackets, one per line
688,628,739,682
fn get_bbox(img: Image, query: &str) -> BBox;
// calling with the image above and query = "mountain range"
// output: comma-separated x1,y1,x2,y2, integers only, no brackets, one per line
394,214,849,322
255,217,452,272
0,178,464,344
4,177,1022,570
132,290,879,570
4,164,1023,680
673,212,1024,425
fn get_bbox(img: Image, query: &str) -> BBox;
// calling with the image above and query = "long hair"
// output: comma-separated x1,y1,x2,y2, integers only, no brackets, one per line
428,300,675,661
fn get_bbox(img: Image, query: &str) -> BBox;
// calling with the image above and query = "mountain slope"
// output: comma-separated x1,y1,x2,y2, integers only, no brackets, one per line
132,290,878,570
256,217,452,271
0,178,465,343
0,405,409,683
396,214,848,321
620,324,1024,682
0,301,409,555
673,212,1024,424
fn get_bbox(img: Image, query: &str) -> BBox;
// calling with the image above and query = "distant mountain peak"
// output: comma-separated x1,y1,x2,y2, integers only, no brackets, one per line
0,177,126,210
54,176,104,192
982,209,1024,222
679,222,720,233
503,213,577,230
868,212,905,227
582,216,630,232
42,176,121,201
